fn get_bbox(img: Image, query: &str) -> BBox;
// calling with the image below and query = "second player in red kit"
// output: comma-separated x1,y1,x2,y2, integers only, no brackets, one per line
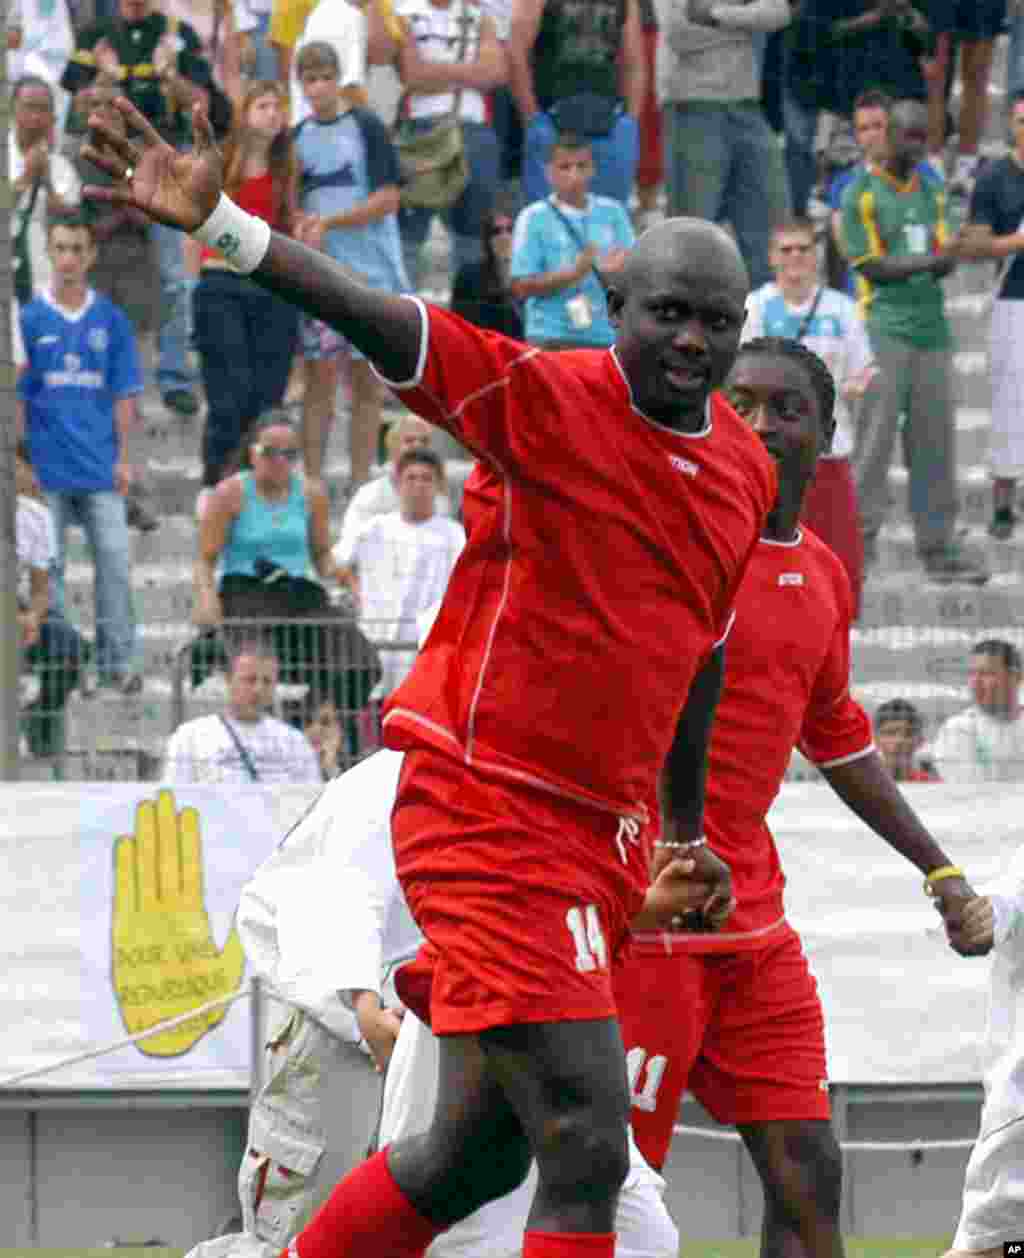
615,339,979,1258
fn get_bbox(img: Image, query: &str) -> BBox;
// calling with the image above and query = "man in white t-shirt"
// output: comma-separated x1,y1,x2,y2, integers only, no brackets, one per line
392,0,506,287
11,75,81,304
931,640,1024,784
336,414,453,564
162,639,322,784
742,216,875,613
336,448,466,699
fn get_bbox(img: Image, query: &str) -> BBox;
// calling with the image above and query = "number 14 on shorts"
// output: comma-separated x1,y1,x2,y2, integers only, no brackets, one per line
566,904,608,972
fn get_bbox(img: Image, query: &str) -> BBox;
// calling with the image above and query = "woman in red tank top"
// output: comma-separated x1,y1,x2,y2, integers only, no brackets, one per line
193,80,302,491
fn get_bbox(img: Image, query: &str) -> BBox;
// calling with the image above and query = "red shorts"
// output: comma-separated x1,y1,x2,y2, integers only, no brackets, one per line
392,748,651,1035
613,925,830,1171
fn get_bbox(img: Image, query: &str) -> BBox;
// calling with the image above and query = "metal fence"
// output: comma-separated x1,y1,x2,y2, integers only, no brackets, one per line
18,615,419,781
17,601,1024,781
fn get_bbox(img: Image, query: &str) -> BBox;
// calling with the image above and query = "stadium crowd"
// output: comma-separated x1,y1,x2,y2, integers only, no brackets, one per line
10,0,1024,785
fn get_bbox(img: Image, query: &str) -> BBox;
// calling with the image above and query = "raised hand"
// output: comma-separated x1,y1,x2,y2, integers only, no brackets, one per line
112,789,246,1056
82,95,223,233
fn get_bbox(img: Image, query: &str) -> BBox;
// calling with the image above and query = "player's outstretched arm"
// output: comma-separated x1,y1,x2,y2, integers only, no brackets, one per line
82,97,422,383
821,752,981,955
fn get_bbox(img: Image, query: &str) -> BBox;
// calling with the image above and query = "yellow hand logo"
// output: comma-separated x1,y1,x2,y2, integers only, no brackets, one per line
112,789,246,1057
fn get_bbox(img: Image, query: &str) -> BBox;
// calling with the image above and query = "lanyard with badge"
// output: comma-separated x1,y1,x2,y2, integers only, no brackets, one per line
547,199,607,331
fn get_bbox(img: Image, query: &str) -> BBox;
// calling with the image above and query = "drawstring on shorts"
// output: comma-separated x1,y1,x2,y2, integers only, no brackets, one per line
614,815,641,865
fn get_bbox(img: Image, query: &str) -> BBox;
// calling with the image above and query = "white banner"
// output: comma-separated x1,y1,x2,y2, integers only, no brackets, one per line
0,781,1017,1089
2,784,319,1090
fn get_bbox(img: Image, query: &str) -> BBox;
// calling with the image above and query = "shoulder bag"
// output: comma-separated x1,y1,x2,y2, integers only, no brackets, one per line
13,176,43,306
392,0,471,209
219,715,261,781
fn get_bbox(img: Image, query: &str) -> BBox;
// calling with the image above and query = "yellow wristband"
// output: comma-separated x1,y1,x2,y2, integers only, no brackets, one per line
924,865,964,895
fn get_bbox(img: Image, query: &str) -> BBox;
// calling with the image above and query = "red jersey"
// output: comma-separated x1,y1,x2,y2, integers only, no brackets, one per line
637,527,873,953
380,304,777,819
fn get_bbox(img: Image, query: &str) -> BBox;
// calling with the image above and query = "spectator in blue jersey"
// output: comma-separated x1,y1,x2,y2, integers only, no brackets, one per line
509,132,633,350
16,216,142,694
292,40,410,489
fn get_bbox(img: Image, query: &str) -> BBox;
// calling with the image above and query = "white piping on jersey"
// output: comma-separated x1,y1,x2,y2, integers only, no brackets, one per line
370,296,431,390
610,348,713,438
384,704,649,823
759,527,804,547
615,815,641,865
379,308,648,825
816,741,875,770
714,610,736,649
464,454,514,763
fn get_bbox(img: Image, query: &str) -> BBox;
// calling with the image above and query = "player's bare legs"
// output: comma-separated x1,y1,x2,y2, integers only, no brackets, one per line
392,1018,632,1234
387,1032,533,1222
479,1018,632,1234
738,1120,844,1258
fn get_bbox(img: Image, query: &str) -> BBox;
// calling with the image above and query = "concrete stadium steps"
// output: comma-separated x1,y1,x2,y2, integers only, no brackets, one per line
870,519,1024,574
859,573,1021,628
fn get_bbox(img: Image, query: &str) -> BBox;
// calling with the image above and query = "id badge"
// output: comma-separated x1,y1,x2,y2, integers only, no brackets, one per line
566,294,593,329
904,223,929,254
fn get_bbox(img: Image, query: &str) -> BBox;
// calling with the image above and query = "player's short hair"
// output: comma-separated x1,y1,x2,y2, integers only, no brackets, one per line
971,639,1023,673
771,217,816,244
547,131,592,162
47,214,96,242
386,414,431,456
226,635,280,675
296,40,341,79
733,337,837,448
1010,90,1024,113
12,74,55,107
852,88,893,117
874,698,925,737
396,447,443,480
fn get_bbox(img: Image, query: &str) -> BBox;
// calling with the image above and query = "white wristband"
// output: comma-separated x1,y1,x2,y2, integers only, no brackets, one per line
192,192,271,274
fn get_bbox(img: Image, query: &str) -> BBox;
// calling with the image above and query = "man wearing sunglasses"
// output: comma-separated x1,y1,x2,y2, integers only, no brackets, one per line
743,218,874,613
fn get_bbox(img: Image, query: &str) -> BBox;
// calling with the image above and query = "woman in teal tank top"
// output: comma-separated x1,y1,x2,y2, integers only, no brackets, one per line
188,413,380,754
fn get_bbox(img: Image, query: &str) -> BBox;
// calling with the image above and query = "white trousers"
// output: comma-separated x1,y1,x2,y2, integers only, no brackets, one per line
989,300,1024,480
382,1012,680,1258
188,1008,679,1258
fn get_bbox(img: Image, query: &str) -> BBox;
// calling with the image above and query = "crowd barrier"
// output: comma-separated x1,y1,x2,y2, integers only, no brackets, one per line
19,608,1024,781
18,616,420,781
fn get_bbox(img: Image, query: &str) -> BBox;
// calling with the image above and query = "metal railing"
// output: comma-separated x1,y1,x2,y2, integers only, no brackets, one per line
18,615,419,781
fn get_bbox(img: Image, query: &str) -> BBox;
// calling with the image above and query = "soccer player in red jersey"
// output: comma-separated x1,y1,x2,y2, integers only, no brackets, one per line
84,101,777,1258
615,338,981,1258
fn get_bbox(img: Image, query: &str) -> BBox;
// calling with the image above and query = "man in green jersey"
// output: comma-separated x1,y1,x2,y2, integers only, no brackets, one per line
841,96,988,585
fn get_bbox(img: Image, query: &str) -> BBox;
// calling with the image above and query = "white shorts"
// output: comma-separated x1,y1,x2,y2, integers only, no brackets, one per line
381,1012,680,1258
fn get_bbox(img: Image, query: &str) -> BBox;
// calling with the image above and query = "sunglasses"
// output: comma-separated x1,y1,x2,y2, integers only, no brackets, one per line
776,243,813,255
254,444,300,461
489,222,514,236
